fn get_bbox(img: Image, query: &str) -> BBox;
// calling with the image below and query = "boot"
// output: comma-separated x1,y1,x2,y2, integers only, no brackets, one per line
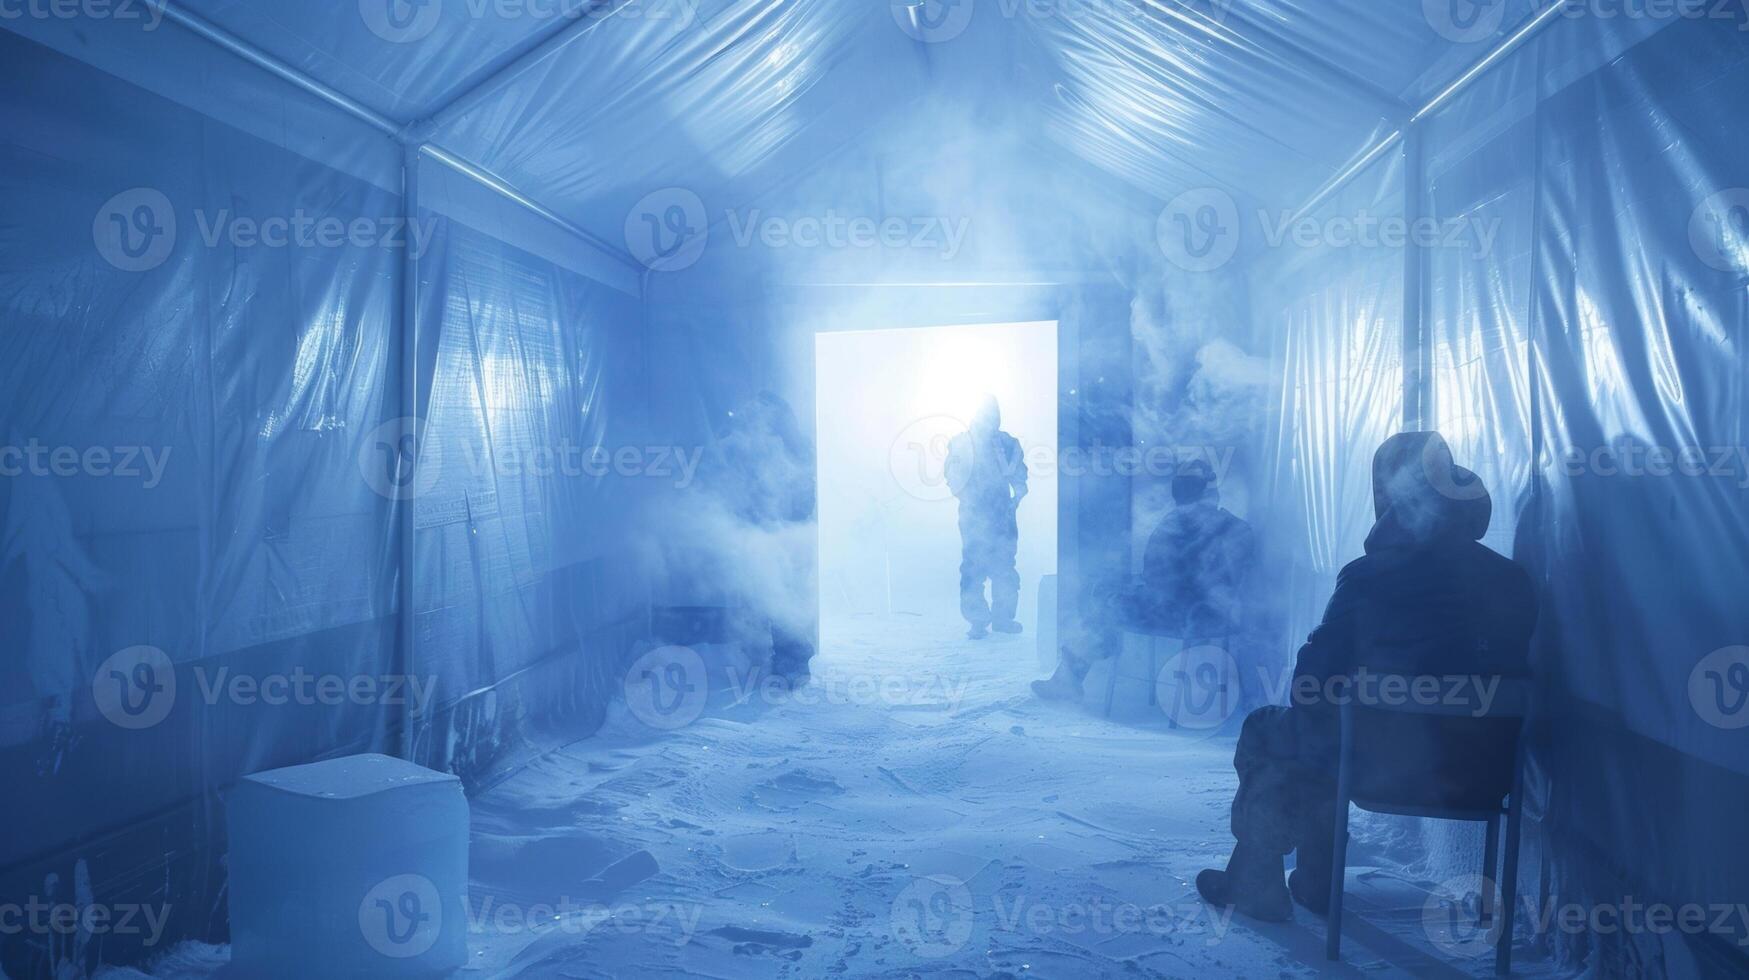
1196,842,1291,922
992,620,1023,634
1288,868,1329,915
1030,663,1083,702
1289,794,1336,916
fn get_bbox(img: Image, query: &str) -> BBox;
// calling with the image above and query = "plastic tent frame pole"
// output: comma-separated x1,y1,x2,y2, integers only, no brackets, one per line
1148,0,1407,116
1282,0,1574,432
1403,125,1428,431
157,3,400,135
419,0,635,137
1288,0,1574,227
156,2,639,274
397,142,423,761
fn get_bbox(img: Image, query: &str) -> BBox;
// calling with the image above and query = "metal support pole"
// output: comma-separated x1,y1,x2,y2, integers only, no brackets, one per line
421,145,634,269
1152,0,1407,117
1403,126,1428,431
396,142,423,761
1290,0,1573,226
419,0,640,137
157,2,639,274
158,4,400,137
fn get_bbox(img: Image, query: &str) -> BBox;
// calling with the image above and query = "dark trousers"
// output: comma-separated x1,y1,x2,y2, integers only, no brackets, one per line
770,627,814,680
959,505,1019,629
1231,705,1339,886
1059,582,1195,682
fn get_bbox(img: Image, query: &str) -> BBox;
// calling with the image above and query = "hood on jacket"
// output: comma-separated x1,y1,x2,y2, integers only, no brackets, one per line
1365,431,1490,552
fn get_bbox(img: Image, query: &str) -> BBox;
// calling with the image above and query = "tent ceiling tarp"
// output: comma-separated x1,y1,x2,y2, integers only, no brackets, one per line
145,0,1561,252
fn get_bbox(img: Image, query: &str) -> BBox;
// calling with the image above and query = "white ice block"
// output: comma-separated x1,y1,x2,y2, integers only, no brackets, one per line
226,753,468,978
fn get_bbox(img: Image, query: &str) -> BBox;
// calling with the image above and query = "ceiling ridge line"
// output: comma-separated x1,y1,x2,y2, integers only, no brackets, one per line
156,1,642,274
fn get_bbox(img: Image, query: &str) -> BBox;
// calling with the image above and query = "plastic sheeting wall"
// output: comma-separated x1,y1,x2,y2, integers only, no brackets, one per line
1260,11,1749,974
405,192,647,784
6,1,1749,975
0,22,646,976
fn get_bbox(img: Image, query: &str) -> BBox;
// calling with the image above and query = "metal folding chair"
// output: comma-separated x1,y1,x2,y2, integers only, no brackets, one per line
1326,674,1534,975
1102,628,1233,722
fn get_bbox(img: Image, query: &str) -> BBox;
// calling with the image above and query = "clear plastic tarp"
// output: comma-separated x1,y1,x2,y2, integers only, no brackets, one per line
4,1,1747,976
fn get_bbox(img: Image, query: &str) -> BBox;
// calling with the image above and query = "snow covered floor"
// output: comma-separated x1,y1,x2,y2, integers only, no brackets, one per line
458,614,1568,979
104,614,1570,979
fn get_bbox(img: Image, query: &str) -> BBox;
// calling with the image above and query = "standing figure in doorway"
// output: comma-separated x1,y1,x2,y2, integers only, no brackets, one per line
945,396,1028,640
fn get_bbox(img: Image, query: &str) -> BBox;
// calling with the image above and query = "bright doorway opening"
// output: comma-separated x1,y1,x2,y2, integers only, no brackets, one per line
815,321,1059,645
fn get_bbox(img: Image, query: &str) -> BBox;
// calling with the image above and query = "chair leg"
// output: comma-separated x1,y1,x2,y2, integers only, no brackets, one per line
1480,814,1501,926
1102,645,1120,718
1167,641,1184,729
1496,758,1527,976
1147,637,1161,708
1219,634,1232,721
1326,796,1350,960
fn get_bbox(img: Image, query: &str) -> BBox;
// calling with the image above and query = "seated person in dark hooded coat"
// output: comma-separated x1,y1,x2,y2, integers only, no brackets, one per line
1195,431,1538,922
1033,459,1254,701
